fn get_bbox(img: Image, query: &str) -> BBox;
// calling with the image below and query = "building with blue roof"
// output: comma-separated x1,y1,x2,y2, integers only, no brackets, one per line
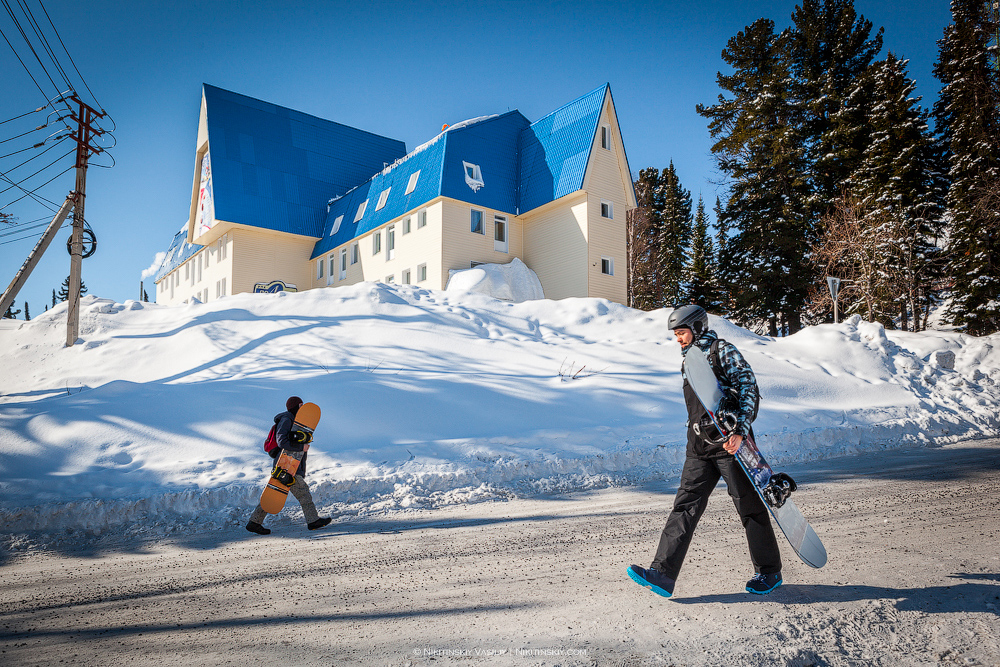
152,83,635,305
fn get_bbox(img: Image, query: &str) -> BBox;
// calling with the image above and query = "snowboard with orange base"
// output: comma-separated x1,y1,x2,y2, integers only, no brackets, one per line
259,402,321,514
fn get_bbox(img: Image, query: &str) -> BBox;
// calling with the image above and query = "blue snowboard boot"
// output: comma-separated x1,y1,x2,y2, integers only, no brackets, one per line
627,565,675,598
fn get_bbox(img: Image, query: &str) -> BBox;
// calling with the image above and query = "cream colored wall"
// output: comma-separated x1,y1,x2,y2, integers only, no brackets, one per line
313,201,445,289
521,193,590,300
230,226,315,296
154,231,234,306
581,96,633,305
440,198,523,283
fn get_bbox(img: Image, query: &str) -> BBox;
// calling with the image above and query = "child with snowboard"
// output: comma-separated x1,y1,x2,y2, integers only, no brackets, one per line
628,305,783,597
246,396,332,535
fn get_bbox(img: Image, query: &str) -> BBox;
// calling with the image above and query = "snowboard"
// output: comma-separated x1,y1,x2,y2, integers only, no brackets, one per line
259,402,321,514
683,346,827,569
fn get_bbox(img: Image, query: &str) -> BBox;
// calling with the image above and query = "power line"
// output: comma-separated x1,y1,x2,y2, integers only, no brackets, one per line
0,103,46,126
0,0,68,109
0,219,70,245
0,163,72,212
0,144,75,197
35,0,105,115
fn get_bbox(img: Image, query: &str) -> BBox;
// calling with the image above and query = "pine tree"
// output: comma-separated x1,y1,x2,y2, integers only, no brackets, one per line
628,168,663,310
57,277,88,302
685,197,721,309
51,289,57,308
656,162,693,308
698,19,813,335
934,0,1000,335
24,301,30,321
3,304,20,319
845,54,948,330
789,0,884,216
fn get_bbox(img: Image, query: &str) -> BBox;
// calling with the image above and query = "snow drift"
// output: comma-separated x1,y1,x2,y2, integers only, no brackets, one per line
1,286,998,548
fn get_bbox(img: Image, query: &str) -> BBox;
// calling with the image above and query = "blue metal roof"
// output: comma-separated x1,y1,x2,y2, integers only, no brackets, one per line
518,84,608,213
310,87,612,259
152,226,202,283
203,84,407,238
312,111,530,258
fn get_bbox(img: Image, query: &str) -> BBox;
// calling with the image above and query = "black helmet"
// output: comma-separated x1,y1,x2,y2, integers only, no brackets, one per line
667,305,709,336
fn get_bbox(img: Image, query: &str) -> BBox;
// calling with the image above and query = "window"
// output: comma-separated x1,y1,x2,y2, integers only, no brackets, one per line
463,161,484,192
376,187,391,211
351,243,360,265
494,214,508,253
601,256,614,276
386,275,394,284
215,279,226,298
330,215,344,236
471,209,484,234
601,125,611,150
387,224,396,260
402,269,411,284
405,170,420,195
354,199,368,222
328,256,335,285
339,249,347,280
372,231,382,255
417,263,427,282
402,217,411,234
217,234,228,260
418,209,427,228
601,200,614,219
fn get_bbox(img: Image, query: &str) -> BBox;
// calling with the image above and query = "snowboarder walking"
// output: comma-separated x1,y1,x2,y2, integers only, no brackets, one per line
246,396,332,534
628,305,782,597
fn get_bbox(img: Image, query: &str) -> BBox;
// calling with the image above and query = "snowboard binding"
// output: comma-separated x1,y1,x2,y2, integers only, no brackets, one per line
289,430,313,445
762,472,797,508
270,465,296,486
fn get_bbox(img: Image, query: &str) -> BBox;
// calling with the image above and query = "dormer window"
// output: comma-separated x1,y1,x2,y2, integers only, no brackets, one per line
405,170,420,195
330,214,344,236
354,199,368,222
375,187,391,211
463,161,484,192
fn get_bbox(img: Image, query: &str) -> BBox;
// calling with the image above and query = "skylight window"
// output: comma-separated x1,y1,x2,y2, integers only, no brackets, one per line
463,161,484,192
405,170,420,195
330,215,344,236
376,187,391,211
354,199,368,222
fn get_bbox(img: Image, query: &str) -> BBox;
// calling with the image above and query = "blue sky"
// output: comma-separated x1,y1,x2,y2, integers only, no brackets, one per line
1,0,953,317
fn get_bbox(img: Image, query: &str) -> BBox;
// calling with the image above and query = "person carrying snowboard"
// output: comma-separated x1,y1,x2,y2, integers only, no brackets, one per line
246,396,332,535
628,305,782,597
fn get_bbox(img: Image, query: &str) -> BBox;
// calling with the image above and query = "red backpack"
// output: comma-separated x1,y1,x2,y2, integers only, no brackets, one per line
263,424,279,458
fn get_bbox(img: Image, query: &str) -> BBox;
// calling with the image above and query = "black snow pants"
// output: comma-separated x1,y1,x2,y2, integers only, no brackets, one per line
651,451,782,580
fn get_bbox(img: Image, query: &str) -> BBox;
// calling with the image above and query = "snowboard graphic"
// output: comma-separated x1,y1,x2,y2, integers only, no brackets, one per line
683,346,827,568
259,403,321,514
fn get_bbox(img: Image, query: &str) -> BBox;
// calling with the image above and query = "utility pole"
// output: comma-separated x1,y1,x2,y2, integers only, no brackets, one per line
65,95,105,347
0,194,75,317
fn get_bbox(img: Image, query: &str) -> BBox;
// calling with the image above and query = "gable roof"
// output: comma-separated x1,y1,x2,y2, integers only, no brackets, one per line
518,84,608,213
202,84,407,238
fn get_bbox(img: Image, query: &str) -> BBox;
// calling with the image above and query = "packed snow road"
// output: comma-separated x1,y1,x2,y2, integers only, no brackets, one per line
1,439,998,667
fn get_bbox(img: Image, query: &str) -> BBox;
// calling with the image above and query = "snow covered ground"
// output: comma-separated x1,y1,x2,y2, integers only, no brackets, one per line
1,284,998,550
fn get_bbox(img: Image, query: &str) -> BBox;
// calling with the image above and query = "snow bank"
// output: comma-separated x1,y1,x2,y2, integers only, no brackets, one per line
445,258,544,302
1,289,998,548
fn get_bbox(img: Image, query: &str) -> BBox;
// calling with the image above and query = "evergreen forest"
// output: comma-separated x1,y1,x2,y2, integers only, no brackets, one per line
628,0,1000,336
